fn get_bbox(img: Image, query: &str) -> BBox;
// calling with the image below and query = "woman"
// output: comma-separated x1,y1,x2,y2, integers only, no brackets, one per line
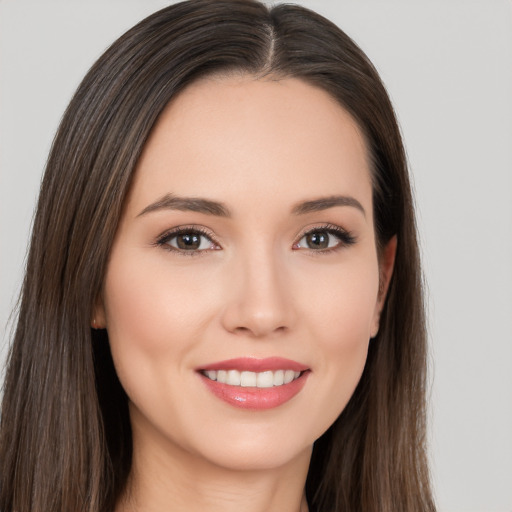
0,1,435,511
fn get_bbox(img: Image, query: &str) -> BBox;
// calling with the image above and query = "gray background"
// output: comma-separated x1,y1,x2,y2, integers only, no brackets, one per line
1,1,511,510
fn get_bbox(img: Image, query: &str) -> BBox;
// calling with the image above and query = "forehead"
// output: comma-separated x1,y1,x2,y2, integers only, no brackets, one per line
128,75,373,217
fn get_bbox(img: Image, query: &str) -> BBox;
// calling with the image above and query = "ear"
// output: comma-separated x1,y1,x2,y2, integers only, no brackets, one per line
91,294,107,330
370,235,397,338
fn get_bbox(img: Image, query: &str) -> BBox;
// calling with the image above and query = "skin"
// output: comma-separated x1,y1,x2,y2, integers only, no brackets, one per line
95,75,396,512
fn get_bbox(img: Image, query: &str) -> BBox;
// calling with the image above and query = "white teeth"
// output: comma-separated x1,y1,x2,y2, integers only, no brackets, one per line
273,369,284,386
227,369,241,385
284,370,295,384
240,371,256,387
203,369,303,387
256,370,274,388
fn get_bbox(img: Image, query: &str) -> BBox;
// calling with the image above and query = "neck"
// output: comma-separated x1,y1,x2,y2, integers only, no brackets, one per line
116,421,311,512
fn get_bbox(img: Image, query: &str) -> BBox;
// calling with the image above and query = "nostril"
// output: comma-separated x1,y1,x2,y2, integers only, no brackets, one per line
219,282,296,337
230,324,288,338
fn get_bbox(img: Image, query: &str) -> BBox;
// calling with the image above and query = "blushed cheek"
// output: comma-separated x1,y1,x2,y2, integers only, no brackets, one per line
302,287,374,439
311,267,379,373
101,256,180,392
104,261,158,349
103,255,218,365
318,273,378,333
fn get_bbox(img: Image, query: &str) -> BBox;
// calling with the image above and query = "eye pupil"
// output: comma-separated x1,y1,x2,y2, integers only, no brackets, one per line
177,233,201,250
307,231,329,249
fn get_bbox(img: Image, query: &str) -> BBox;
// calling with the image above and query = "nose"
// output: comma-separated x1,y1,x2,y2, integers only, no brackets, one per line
220,248,296,338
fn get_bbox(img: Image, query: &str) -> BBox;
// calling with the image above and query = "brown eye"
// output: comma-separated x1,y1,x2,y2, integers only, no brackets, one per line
164,230,216,252
175,233,202,250
294,226,356,251
304,231,330,249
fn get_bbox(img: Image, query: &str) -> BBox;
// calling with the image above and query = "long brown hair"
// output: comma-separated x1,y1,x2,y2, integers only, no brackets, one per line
0,1,435,511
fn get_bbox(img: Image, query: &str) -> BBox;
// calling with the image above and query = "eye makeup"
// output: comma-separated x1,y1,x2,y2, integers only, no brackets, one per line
154,225,220,256
153,222,357,257
293,223,356,253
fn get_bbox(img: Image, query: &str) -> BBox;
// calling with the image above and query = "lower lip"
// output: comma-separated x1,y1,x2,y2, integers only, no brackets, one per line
199,371,310,410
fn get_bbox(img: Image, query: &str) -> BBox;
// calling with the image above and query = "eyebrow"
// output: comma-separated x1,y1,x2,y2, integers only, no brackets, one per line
138,193,365,218
291,195,366,217
137,193,231,217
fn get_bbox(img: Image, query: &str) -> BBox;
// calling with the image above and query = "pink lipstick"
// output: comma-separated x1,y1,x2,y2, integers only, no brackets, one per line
197,357,310,410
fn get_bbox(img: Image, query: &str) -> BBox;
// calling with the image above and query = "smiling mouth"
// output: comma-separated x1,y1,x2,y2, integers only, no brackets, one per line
200,369,303,388
197,357,310,409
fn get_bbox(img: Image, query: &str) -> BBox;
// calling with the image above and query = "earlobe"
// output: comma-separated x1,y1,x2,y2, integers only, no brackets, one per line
91,294,107,330
371,235,397,338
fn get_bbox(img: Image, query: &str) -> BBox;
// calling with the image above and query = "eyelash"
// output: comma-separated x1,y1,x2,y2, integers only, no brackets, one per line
293,224,356,254
155,223,356,256
155,226,219,257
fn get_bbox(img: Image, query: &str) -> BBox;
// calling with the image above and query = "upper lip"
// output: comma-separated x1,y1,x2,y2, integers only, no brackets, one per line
198,357,309,373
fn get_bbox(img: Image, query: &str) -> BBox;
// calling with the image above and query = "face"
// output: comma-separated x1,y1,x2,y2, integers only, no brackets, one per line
96,76,394,472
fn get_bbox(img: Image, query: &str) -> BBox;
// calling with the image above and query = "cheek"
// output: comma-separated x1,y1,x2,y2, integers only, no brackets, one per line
105,250,214,337
101,250,217,396
305,254,380,345
317,293,376,384
297,255,379,431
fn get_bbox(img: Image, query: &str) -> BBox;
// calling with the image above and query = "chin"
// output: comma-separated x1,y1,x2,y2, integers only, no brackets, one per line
195,437,314,473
